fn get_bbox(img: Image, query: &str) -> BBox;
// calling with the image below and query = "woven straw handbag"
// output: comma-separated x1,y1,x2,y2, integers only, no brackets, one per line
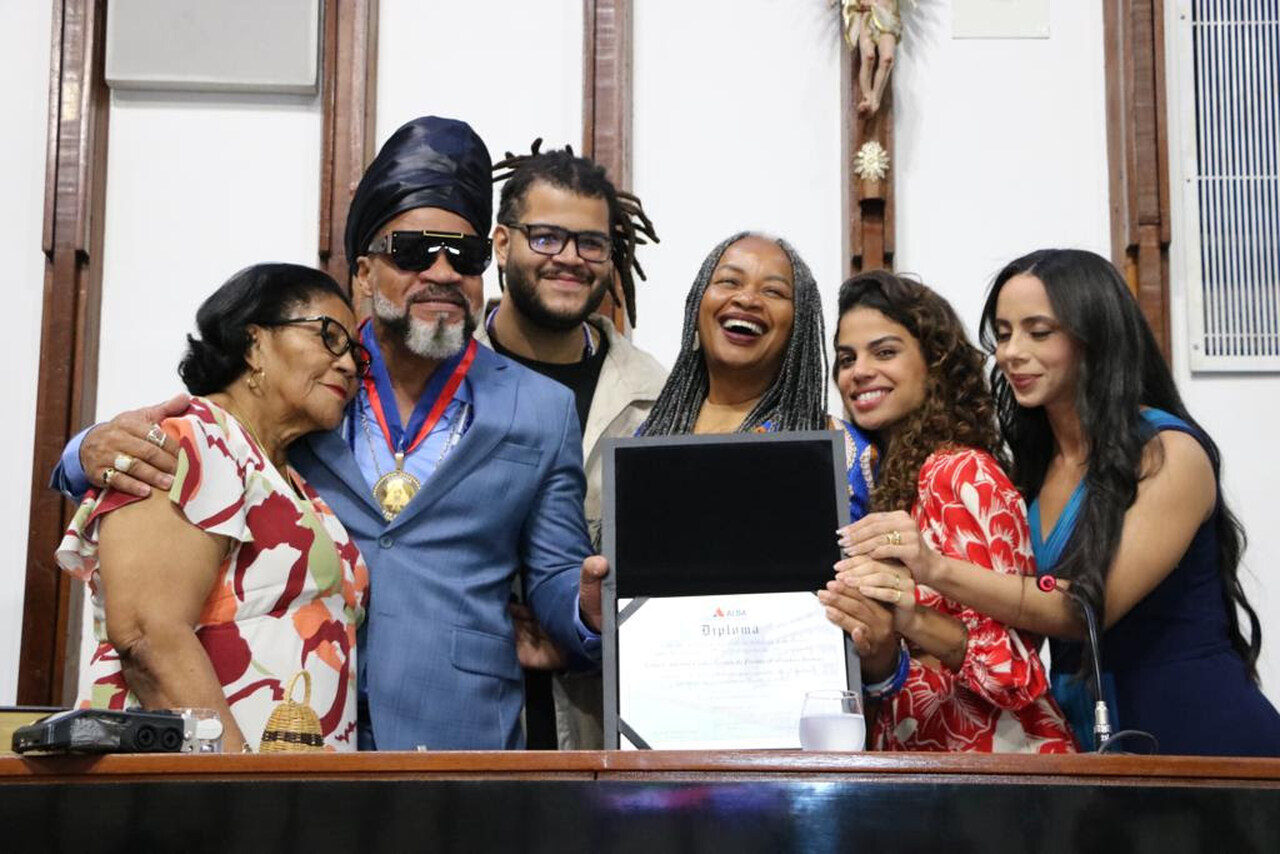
258,670,326,752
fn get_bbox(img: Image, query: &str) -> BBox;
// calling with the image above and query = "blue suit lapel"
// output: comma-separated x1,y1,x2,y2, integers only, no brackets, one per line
303,426,385,518
387,346,516,532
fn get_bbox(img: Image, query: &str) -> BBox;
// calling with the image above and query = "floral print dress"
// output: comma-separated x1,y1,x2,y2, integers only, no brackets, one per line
872,448,1076,753
56,397,369,751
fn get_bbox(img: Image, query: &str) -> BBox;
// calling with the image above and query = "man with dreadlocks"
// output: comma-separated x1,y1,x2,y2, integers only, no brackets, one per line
480,143,666,750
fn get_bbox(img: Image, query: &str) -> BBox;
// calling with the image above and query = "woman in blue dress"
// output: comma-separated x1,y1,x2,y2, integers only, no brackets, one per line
836,248,1280,755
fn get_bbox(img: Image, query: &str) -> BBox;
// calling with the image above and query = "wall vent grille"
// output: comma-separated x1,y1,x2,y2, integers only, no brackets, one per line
1185,1,1280,370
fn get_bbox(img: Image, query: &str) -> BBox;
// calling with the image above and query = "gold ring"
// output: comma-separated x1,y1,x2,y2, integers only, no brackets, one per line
145,424,166,448
102,467,117,487
113,453,135,474
885,530,903,546
893,588,903,604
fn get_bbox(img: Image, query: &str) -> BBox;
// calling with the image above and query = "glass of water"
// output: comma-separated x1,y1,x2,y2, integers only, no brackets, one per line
799,690,866,751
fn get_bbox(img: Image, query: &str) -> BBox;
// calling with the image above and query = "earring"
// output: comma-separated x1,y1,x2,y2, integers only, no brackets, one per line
246,367,265,392
691,330,700,351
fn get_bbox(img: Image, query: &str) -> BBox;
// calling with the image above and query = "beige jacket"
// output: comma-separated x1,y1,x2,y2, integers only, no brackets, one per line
475,312,667,749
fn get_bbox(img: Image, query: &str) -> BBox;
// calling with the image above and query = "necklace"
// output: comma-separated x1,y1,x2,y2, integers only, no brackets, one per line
359,390,469,521
220,400,306,501
485,305,595,360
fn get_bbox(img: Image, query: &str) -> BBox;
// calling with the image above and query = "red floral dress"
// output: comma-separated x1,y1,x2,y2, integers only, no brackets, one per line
56,398,369,751
871,448,1076,753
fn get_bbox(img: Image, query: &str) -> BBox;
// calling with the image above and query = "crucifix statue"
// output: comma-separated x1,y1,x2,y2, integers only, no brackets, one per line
836,0,906,274
835,0,903,117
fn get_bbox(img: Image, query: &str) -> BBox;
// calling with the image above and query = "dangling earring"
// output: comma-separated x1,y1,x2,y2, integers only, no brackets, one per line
691,330,700,351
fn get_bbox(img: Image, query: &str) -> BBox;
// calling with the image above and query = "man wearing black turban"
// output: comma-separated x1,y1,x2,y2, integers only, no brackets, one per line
59,116,608,752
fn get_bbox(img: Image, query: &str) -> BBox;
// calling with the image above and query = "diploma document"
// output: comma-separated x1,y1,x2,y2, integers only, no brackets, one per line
617,592,848,749
601,431,859,750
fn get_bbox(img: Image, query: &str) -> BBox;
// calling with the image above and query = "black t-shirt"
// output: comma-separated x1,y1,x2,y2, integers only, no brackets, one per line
489,331,609,432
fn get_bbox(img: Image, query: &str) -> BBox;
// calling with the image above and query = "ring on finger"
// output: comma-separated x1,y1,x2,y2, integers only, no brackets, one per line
893,588,903,604
102,467,117,487
113,453,135,474
885,530,903,547
145,424,166,448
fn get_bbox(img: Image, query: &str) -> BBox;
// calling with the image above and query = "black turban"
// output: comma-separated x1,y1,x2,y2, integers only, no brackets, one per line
344,116,493,273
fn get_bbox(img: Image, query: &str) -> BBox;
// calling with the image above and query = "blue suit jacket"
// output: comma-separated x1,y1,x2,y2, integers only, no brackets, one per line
288,346,597,750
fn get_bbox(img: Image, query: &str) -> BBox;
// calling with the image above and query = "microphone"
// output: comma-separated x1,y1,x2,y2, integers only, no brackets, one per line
1076,596,1113,750
1073,593,1157,754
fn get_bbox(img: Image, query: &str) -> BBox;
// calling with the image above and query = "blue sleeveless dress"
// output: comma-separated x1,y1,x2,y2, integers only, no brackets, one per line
1032,409,1280,755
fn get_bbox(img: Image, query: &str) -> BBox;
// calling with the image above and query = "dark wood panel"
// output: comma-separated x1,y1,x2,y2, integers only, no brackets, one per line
841,27,895,275
581,0,631,332
1104,0,1172,359
4,751,1280,783
19,0,110,707
317,0,378,290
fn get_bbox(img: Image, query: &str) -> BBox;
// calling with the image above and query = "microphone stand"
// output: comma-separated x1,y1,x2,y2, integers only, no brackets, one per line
1075,596,1158,754
1077,597,1112,750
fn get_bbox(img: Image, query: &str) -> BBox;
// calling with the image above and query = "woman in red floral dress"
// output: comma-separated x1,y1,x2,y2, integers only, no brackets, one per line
818,271,1075,752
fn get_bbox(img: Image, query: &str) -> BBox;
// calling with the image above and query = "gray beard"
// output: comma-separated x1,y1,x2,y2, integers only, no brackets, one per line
372,290,476,360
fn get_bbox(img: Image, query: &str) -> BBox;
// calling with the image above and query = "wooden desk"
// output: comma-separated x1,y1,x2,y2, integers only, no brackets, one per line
2,751,1277,852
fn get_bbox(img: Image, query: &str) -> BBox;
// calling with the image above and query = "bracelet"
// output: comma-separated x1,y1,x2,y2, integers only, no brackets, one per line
863,639,911,700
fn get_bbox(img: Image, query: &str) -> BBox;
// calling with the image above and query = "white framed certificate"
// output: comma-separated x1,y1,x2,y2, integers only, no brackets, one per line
601,431,860,750
617,591,849,750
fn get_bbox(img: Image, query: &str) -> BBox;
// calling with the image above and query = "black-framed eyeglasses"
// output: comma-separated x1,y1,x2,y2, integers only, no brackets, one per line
366,230,492,275
265,315,372,378
502,222,613,263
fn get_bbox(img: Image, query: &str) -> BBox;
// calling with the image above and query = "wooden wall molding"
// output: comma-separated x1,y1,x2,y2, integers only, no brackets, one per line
841,41,895,276
19,0,111,705
318,0,379,289
1104,0,1172,359
582,0,632,332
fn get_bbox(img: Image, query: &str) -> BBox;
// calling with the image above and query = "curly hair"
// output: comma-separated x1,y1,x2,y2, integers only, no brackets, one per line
834,271,1005,512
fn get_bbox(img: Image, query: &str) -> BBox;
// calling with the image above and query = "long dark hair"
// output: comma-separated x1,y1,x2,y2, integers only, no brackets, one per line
836,271,1006,512
637,232,828,436
979,248,1258,679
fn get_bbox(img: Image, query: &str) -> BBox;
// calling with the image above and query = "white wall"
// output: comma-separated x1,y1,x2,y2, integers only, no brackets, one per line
0,0,55,703
893,0,1112,331
1165,0,1280,699
96,92,322,419
631,0,845,367
376,0,584,302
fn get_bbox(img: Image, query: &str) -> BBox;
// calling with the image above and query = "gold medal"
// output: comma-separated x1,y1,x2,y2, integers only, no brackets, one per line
372,452,420,521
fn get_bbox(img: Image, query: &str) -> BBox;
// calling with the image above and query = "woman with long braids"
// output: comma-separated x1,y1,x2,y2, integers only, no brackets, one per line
820,271,1074,752
839,250,1280,755
636,231,877,519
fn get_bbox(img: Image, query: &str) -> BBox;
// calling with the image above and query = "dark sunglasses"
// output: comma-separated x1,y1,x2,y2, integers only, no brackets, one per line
502,222,613,263
366,230,493,275
265,315,372,378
